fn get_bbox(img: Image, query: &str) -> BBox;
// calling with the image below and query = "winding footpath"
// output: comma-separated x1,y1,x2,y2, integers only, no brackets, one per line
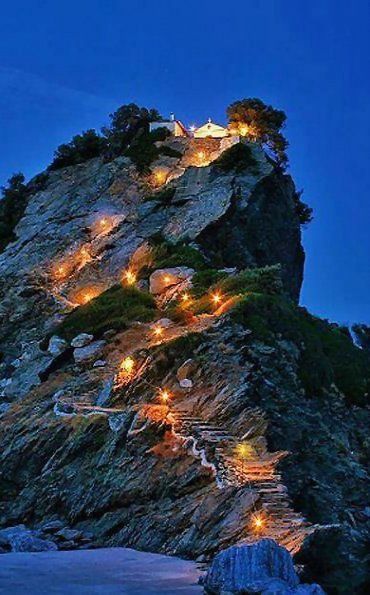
53,300,317,555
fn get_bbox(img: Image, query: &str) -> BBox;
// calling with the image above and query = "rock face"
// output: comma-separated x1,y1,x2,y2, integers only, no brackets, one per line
0,522,94,553
149,267,195,295
71,333,94,348
73,340,106,364
0,141,303,368
196,172,304,301
203,540,324,594
0,525,57,553
48,335,69,357
0,136,366,592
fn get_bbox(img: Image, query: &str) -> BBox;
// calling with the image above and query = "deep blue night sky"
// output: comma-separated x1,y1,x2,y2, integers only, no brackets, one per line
1,0,369,324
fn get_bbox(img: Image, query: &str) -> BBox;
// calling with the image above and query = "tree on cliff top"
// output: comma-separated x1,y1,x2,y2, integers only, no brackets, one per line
50,129,107,170
227,98,288,167
102,103,162,158
50,104,162,169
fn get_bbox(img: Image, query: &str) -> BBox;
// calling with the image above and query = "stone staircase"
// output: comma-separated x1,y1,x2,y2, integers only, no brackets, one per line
171,407,316,555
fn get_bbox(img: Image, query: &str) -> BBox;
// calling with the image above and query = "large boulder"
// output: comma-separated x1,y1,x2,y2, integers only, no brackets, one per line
0,525,57,553
71,333,94,348
73,340,106,364
203,540,324,594
47,335,69,357
149,267,195,295
9,533,57,553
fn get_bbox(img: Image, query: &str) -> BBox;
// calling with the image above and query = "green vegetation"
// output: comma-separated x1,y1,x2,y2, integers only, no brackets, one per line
0,173,28,252
50,130,107,170
217,264,283,295
227,97,288,168
293,189,313,226
159,146,182,159
67,416,108,452
231,293,370,406
0,172,49,253
166,265,284,322
50,103,163,171
150,238,208,271
213,142,258,174
56,285,156,340
191,269,229,297
164,332,203,357
102,103,162,159
125,128,170,173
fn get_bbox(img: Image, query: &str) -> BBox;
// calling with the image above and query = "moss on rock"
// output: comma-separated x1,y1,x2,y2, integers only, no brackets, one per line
56,285,156,341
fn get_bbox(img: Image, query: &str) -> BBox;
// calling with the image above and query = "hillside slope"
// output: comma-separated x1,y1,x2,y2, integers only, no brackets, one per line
0,136,369,593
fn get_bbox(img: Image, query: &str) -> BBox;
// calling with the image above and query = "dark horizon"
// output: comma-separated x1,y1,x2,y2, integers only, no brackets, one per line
1,0,369,326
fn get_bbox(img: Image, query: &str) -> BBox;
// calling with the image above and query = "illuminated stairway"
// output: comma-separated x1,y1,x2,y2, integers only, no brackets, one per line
172,407,316,554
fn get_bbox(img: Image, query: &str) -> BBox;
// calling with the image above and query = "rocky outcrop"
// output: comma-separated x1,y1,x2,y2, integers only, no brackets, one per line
149,267,195,295
73,340,106,364
0,522,94,553
203,540,324,594
0,134,366,592
0,140,303,370
0,525,57,553
197,172,304,301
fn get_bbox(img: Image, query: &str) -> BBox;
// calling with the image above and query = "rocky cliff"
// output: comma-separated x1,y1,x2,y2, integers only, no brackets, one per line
0,135,369,593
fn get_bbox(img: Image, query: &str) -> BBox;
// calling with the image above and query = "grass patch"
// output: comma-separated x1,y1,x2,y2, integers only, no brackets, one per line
166,265,284,320
191,269,229,297
151,239,208,271
191,265,283,302
56,285,157,341
231,293,370,406
213,142,259,174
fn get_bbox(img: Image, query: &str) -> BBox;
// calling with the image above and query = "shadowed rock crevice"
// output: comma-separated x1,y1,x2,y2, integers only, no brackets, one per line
197,172,304,301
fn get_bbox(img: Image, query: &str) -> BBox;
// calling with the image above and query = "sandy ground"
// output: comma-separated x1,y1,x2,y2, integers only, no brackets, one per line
0,548,203,594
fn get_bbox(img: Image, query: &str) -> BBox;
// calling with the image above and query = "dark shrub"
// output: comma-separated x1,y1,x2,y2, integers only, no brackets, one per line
50,130,107,170
231,293,370,405
0,173,28,252
102,103,162,159
293,189,313,225
159,146,182,158
213,142,258,174
151,239,208,271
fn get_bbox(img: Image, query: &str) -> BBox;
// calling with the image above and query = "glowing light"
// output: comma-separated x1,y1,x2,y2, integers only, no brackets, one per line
80,246,90,259
181,292,190,303
211,292,222,306
153,170,167,186
153,326,164,338
252,515,264,531
163,275,172,284
81,291,94,304
56,265,66,278
158,388,171,404
120,356,135,376
197,151,205,160
124,269,136,285
239,124,250,137
236,442,254,460
189,124,196,132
